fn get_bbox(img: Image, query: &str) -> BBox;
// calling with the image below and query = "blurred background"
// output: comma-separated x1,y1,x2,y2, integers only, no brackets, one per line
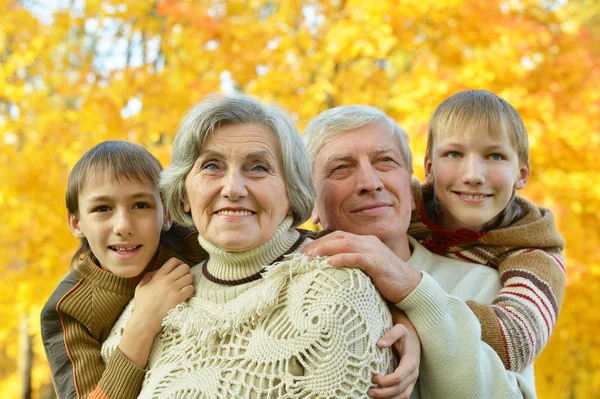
1,0,598,398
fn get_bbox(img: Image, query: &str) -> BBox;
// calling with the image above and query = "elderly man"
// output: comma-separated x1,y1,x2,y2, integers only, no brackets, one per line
301,105,536,399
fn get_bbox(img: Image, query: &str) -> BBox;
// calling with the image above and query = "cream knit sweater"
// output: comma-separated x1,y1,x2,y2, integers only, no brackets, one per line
102,218,394,399
401,237,537,399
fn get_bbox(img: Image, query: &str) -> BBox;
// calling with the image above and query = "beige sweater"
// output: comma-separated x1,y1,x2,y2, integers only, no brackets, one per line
400,237,537,399
101,218,394,398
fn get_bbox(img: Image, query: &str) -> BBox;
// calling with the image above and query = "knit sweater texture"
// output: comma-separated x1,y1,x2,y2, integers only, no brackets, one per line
399,237,537,399
408,181,566,372
41,228,207,399
101,217,395,399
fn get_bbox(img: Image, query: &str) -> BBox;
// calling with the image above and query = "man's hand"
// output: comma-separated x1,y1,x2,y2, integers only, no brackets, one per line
302,231,422,303
369,308,421,398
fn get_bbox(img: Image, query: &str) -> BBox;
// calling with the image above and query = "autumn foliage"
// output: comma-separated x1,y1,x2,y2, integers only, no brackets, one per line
1,0,598,397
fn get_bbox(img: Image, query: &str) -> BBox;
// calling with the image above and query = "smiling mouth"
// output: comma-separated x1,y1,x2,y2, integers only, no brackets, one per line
109,245,141,252
216,210,254,216
454,192,491,200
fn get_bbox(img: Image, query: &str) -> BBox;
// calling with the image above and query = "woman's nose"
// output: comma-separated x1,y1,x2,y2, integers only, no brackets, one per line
221,169,248,200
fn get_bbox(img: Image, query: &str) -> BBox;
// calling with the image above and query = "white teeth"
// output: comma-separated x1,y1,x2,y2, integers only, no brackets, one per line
461,194,487,200
111,245,140,252
217,210,253,216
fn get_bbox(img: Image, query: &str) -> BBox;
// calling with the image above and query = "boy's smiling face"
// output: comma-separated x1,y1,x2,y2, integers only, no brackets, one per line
68,173,167,277
425,128,529,232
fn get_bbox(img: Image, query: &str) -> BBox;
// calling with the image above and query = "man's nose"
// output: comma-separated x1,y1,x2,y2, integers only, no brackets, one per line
357,163,383,194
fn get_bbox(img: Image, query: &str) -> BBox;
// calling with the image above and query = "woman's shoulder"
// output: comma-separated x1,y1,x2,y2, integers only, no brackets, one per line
266,254,382,299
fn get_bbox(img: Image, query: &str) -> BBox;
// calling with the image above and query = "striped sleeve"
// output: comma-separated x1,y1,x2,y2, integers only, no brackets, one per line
466,248,566,371
40,268,145,398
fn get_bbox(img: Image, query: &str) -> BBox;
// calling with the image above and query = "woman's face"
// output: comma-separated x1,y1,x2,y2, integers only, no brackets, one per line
183,123,291,251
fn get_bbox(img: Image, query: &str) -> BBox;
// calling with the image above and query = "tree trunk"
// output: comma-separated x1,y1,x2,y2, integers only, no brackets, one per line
19,315,33,399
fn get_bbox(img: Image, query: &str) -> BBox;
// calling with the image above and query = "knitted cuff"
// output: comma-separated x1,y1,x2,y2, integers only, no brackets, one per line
97,348,146,399
394,272,452,333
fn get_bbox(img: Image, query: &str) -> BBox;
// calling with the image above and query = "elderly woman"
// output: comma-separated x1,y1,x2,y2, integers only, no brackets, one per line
101,94,396,398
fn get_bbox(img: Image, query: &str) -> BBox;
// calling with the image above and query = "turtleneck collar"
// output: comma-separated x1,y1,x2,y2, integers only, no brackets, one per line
197,216,300,283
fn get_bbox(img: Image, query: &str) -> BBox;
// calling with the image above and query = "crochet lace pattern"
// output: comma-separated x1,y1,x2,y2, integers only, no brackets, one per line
101,235,394,398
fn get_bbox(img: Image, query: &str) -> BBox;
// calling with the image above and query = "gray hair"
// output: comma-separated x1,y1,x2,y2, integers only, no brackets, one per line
302,105,413,174
161,93,315,228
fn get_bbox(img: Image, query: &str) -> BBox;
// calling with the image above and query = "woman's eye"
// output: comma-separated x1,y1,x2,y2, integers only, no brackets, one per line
133,202,151,209
201,162,219,171
251,164,269,173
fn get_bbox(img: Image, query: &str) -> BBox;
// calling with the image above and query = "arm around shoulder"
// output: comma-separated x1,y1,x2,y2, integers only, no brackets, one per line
396,273,537,399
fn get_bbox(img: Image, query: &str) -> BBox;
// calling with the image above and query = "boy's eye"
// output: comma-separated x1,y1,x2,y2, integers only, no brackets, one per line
489,154,505,161
133,202,151,209
445,151,461,159
92,205,110,212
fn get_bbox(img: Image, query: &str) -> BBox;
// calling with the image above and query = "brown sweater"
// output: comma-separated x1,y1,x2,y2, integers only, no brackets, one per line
41,231,207,399
408,181,566,372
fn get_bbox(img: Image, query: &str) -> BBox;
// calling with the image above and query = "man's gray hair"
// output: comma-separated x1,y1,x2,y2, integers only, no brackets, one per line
161,93,315,228
302,105,413,174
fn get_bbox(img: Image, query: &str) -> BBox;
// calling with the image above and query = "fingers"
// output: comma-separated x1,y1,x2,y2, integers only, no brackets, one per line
370,365,418,398
302,231,361,257
164,263,191,282
155,257,185,276
377,323,408,348
325,253,376,273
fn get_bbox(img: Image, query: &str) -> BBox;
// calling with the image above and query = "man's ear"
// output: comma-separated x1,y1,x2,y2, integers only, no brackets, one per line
310,207,320,226
424,156,435,184
67,212,85,238
514,162,530,190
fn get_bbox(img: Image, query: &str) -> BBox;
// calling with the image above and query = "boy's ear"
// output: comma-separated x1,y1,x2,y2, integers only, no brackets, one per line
424,156,435,184
67,212,85,238
514,162,530,190
162,212,173,231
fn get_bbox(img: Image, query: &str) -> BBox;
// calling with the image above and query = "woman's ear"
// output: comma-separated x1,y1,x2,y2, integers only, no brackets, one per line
67,212,85,238
514,162,530,190
424,156,435,184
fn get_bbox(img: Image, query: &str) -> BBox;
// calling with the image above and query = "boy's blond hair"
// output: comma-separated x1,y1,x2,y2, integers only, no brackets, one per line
426,90,529,165
66,140,163,264
427,90,529,230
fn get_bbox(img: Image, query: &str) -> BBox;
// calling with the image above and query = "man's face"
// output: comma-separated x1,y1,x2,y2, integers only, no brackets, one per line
312,121,415,252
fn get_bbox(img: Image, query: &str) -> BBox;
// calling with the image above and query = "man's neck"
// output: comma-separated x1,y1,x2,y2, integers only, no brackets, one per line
384,234,412,262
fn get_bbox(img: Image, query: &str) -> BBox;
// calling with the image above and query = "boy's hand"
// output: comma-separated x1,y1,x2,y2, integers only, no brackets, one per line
369,308,420,399
132,257,195,335
118,258,194,368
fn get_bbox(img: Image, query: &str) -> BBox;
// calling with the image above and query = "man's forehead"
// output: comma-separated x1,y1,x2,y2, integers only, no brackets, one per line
316,130,402,165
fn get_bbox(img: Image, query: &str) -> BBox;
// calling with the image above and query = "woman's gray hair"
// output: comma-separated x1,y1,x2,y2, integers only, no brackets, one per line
302,105,413,174
161,93,315,228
